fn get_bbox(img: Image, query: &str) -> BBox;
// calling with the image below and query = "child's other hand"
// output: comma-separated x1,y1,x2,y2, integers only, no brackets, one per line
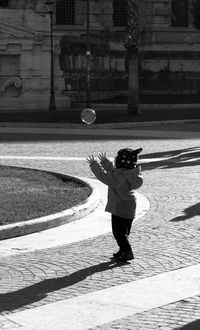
98,152,107,162
86,154,96,164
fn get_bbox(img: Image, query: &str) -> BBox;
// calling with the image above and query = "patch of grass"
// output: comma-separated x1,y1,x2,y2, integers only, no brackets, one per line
0,166,91,225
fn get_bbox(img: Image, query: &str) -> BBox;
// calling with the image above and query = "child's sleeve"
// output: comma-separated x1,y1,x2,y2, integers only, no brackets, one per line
100,158,115,172
90,161,123,187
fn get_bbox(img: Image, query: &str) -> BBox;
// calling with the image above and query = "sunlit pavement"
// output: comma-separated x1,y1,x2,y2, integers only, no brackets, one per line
0,124,199,329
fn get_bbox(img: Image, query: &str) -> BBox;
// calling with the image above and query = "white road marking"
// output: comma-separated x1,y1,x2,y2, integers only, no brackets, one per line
0,155,86,160
0,155,151,161
0,155,199,164
7,263,200,329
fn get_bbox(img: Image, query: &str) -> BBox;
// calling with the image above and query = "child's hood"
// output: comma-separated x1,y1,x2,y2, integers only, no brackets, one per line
118,166,143,189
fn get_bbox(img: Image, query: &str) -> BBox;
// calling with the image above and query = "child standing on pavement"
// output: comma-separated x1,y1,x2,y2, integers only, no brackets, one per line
86,148,143,262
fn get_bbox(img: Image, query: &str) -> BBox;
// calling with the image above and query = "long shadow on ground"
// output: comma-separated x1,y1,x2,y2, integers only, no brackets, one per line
0,259,123,314
170,202,200,222
175,319,200,329
140,146,200,170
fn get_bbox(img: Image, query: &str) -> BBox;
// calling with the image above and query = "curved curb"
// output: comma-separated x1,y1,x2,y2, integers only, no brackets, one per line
0,173,100,241
134,191,150,222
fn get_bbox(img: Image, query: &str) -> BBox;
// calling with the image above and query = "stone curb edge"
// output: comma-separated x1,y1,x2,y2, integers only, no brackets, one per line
0,118,199,130
0,173,100,241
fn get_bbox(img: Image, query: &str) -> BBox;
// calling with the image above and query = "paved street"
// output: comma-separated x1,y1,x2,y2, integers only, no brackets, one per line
0,123,199,329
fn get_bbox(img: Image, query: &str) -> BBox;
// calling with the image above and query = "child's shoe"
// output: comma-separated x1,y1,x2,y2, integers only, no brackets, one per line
117,250,134,262
113,249,122,258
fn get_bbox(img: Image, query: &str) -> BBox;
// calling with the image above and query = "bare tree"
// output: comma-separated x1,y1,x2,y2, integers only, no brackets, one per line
125,0,141,115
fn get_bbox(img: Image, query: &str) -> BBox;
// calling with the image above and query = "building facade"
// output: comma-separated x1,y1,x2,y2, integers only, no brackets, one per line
0,0,198,110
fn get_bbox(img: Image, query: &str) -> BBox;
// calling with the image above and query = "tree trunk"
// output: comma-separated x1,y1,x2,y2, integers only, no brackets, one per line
126,0,141,115
127,52,140,115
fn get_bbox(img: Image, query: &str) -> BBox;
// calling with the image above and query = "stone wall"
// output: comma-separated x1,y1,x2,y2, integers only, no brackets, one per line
7,0,44,11
0,0,70,110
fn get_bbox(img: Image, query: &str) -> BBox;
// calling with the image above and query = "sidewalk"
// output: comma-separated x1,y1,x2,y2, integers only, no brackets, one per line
0,126,199,329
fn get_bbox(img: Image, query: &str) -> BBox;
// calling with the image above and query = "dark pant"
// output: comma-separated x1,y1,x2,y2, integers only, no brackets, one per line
111,214,133,252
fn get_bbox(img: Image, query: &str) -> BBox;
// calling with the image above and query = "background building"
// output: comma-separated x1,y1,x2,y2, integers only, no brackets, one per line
0,0,198,110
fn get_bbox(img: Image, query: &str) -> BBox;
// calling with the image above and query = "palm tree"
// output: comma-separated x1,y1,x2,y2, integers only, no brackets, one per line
125,0,141,115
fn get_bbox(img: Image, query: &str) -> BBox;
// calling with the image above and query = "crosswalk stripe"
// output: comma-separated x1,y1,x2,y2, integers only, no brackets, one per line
7,263,200,329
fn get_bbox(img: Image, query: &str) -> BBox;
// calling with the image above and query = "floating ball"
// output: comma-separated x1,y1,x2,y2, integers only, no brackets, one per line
81,108,96,125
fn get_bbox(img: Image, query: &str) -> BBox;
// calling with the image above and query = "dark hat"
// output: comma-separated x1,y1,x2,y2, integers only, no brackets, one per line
115,148,142,169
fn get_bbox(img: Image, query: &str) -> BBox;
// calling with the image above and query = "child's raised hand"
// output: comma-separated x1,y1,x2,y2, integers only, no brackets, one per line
86,154,96,164
98,152,107,162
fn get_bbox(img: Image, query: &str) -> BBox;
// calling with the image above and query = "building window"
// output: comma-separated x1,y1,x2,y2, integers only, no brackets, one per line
171,0,188,27
113,0,127,27
56,0,75,25
0,0,8,7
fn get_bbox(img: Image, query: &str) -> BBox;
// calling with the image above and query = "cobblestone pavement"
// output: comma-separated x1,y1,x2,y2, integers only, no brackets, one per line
0,128,199,329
